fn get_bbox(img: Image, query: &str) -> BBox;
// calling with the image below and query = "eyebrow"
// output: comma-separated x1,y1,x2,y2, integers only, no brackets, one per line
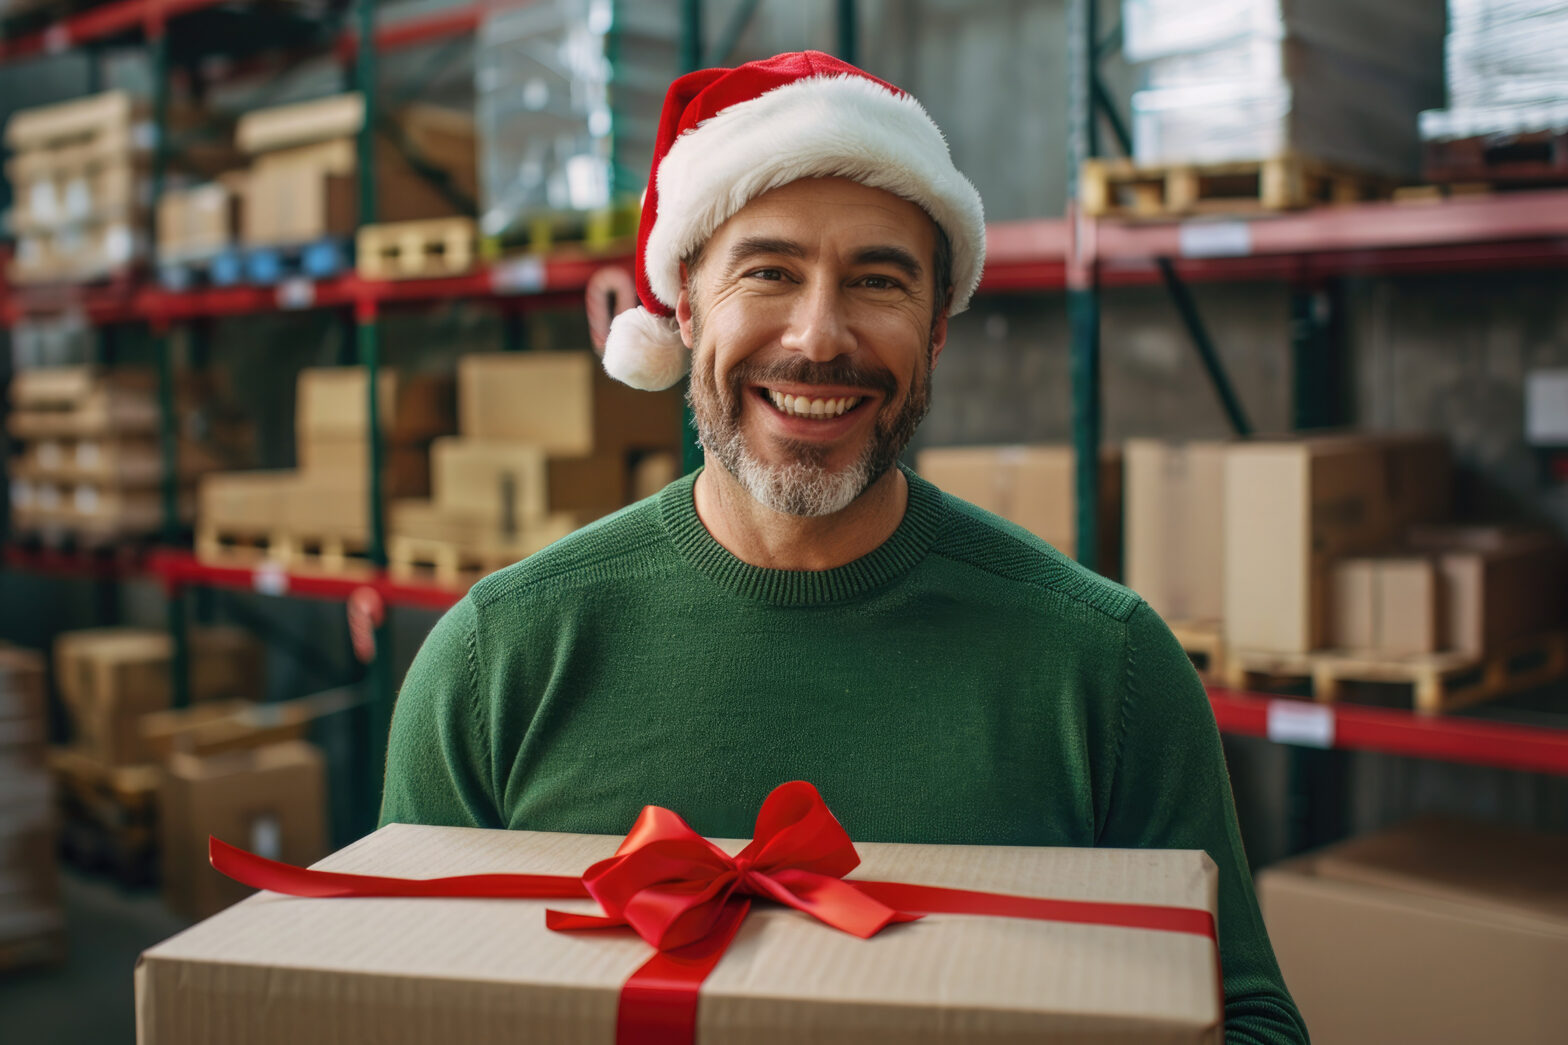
851,245,923,282
725,237,807,270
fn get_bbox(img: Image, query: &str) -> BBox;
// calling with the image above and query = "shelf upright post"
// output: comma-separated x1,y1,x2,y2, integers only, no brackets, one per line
678,0,704,474
837,0,857,66
149,7,191,709
354,0,394,835
1066,0,1102,574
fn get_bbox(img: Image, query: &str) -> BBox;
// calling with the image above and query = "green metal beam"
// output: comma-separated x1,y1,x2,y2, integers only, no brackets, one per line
679,0,704,474
712,0,762,65
355,0,378,227
837,0,857,66
1066,0,1101,575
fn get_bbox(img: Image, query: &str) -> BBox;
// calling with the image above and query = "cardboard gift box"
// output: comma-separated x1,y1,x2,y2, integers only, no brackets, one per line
137,824,1222,1044
1125,439,1228,623
1258,817,1568,1045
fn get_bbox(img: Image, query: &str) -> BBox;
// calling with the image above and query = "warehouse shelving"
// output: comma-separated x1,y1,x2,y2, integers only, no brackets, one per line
7,0,1568,826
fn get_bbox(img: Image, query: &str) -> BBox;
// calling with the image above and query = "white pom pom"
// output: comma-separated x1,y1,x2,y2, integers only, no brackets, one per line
602,307,690,390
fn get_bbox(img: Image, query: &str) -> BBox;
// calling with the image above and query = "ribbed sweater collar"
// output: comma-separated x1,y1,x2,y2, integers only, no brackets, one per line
658,464,945,606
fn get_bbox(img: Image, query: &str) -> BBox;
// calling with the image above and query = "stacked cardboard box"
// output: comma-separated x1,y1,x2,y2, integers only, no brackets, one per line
914,445,1124,577
1222,433,1453,654
234,94,477,249
1420,0,1568,143
1259,817,1568,1045
389,352,683,573
0,648,64,970
197,367,454,557
160,740,328,921
156,175,243,265
5,91,148,284
53,626,265,767
4,366,220,541
1125,439,1228,624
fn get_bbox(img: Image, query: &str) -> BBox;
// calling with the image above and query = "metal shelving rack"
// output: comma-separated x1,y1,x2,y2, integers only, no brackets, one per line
5,1,1568,819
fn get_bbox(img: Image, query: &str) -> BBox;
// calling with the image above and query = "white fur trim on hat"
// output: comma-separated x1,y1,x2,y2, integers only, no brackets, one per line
603,307,689,390
645,73,986,315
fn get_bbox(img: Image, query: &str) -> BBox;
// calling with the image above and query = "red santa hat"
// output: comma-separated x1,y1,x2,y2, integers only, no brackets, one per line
602,50,987,391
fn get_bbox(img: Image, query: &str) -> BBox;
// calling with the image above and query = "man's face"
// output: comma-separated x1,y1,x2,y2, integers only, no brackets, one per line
678,177,950,518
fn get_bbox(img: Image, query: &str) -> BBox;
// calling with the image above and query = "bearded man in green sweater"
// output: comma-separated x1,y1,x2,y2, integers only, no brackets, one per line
382,51,1308,1043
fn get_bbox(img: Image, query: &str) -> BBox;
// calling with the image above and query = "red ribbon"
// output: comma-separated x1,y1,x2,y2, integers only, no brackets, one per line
210,781,1217,1044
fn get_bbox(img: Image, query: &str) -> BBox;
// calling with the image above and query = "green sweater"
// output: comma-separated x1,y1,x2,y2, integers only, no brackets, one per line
382,466,1308,1044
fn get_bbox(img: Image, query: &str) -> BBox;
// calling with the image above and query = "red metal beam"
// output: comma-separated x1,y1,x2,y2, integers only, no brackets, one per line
147,550,467,610
3,542,147,582
1208,686,1568,777
0,0,229,62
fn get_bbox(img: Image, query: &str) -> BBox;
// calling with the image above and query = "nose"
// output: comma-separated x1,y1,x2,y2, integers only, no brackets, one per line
778,278,856,362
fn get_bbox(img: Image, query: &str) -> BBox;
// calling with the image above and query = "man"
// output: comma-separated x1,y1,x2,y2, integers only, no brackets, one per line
382,51,1308,1043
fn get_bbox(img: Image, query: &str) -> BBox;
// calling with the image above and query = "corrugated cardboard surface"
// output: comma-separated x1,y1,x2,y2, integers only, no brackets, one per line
915,445,1123,576
138,825,1221,1044
294,368,454,446
431,438,626,523
1329,556,1442,654
1125,440,1226,622
1224,434,1449,653
160,741,327,923
1258,818,1568,1045
456,352,683,456
1406,526,1567,655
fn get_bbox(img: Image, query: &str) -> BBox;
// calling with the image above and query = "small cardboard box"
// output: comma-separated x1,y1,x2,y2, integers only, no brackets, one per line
456,352,683,456
156,181,237,261
1258,818,1568,1045
915,445,1124,574
198,470,298,535
430,438,626,524
54,627,264,765
137,825,1222,1043
1124,439,1227,623
296,437,432,500
1405,526,1567,655
294,367,453,447
1329,555,1444,655
159,740,328,922
632,450,682,501
1223,433,1450,654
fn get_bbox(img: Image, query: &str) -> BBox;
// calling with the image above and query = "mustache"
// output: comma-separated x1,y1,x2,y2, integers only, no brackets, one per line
725,357,899,400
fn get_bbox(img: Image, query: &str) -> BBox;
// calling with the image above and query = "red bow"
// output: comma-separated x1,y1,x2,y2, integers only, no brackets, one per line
544,780,919,950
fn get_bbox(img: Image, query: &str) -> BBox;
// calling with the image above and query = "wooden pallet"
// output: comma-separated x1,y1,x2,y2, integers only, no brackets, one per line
482,197,640,259
196,524,375,577
1081,154,1395,218
1168,619,1226,683
1424,128,1568,187
1224,631,1568,715
357,218,477,281
49,746,160,885
387,535,521,586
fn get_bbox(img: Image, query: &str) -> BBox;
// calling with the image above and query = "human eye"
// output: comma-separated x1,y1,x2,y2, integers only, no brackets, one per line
859,274,906,291
745,267,787,281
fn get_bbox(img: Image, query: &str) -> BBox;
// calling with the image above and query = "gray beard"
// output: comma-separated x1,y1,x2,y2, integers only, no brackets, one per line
685,335,932,519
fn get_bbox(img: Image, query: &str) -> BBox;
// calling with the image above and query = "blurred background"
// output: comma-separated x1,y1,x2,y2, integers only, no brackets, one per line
0,0,1566,1041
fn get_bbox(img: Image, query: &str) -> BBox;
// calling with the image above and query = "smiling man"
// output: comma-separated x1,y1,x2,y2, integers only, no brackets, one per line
381,52,1307,1043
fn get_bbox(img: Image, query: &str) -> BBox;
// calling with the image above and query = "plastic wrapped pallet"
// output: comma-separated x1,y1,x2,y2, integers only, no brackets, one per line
475,0,680,240
1122,0,1445,175
1421,0,1568,142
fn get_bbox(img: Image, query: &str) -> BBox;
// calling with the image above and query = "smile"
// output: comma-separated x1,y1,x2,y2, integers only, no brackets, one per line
764,389,864,419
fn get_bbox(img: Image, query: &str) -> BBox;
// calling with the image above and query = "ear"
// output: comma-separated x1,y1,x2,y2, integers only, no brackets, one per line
676,263,696,349
928,303,951,370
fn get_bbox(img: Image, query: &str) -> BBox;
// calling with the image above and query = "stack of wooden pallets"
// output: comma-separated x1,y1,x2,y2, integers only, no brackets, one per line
3,366,210,544
388,351,683,584
0,647,63,973
196,367,453,574
4,90,148,285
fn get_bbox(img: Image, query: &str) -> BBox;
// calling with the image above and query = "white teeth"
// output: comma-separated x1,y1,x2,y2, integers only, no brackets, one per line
766,390,861,419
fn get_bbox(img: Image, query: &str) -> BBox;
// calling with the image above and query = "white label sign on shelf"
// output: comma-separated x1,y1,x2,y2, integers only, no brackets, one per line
1266,700,1336,748
277,278,316,310
1178,220,1252,259
491,257,547,294
252,562,289,596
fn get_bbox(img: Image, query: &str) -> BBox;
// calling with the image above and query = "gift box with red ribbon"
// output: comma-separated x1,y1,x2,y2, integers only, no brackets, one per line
135,782,1223,1044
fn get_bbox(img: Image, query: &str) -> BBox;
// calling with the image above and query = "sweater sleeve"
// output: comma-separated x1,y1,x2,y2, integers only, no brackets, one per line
378,597,502,830
1099,602,1310,1045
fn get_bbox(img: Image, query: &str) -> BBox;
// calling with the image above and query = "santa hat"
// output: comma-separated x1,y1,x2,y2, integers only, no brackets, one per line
602,50,986,391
